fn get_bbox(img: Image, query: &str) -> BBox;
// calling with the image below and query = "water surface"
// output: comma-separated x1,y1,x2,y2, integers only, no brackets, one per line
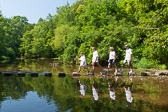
0,59,167,112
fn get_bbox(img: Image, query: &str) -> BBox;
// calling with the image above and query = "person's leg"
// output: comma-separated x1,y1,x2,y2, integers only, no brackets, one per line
108,63,111,71
78,66,81,73
121,61,126,73
85,66,89,72
92,62,95,71
129,61,133,72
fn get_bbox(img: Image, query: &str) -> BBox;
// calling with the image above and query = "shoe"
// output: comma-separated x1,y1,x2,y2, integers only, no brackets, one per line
120,69,124,73
128,70,132,75
105,70,108,74
114,71,117,75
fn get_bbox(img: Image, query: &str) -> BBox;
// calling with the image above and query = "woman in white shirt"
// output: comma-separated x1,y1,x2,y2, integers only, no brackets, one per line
107,47,117,75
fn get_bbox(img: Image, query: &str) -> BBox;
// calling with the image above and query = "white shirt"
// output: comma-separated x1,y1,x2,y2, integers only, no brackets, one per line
79,55,87,66
92,87,99,101
125,48,132,60
125,89,133,103
80,84,86,96
92,51,99,62
109,51,116,60
109,90,116,100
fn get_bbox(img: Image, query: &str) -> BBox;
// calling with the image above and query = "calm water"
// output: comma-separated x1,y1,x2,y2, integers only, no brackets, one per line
0,59,168,112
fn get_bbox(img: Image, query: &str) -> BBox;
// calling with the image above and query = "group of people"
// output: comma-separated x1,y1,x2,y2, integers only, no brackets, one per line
76,44,133,75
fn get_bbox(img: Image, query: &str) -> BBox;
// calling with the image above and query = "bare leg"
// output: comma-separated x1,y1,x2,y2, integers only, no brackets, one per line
78,66,81,73
108,63,111,71
86,66,89,72
92,62,95,71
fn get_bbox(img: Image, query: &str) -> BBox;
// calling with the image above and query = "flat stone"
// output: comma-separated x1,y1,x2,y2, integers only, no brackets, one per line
128,72,137,76
31,72,38,77
100,71,107,75
45,72,52,77
115,72,123,76
155,70,168,76
4,72,13,77
141,72,151,76
72,72,80,76
87,72,94,75
18,72,26,77
58,72,66,77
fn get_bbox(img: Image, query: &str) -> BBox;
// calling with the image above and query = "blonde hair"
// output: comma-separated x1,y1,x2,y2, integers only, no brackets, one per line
110,47,114,51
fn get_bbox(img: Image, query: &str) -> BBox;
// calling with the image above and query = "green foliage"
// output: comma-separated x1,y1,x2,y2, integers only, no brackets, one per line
1,0,168,68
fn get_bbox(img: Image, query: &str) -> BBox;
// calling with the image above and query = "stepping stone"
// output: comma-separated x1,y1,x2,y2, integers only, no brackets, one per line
87,72,94,75
4,72,12,77
128,72,137,76
141,72,150,76
100,71,107,75
72,72,80,76
155,71,168,76
18,72,26,77
31,72,38,77
45,72,52,77
115,72,123,76
58,72,66,77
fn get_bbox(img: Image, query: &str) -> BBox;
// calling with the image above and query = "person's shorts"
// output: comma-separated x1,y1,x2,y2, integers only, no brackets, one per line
109,59,115,64
124,59,131,64
80,65,87,67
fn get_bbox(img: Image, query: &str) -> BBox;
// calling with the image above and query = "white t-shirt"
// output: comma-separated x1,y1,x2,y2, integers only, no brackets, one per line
125,89,133,103
79,55,87,66
109,90,116,100
92,87,99,101
109,51,116,60
125,48,132,60
80,84,86,96
92,51,99,62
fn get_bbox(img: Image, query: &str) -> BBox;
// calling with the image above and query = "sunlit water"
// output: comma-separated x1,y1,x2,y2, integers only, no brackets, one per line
0,59,168,112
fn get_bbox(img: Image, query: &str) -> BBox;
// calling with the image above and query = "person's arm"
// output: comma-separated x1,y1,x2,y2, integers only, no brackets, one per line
130,49,132,62
83,56,86,65
113,52,116,63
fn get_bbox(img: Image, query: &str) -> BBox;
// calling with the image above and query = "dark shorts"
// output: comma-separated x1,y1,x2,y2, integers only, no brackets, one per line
109,59,116,64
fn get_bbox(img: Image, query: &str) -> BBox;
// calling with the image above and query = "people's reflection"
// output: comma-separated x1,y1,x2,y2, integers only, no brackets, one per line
108,77,118,103
92,78,103,101
78,78,89,96
124,77,133,106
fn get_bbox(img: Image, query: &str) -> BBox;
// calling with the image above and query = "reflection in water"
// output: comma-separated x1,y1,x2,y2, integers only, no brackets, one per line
78,78,89,96
92,78,103,101
123,77,133,107
108,77,118,102
0,59,168,112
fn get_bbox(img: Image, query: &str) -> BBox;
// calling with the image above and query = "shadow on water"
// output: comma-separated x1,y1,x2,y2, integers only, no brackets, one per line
0,59,167,112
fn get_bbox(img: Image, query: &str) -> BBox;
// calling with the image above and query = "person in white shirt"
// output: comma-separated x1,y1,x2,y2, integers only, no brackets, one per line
92,78,102,101
92,47,101,73
77,52,89,73
121,45,133,74
108,76,118,103
107,47,117,75
78,78,88,96
124,77,133,106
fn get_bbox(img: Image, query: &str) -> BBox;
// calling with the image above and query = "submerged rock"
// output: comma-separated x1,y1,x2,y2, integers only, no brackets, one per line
72,72,80,76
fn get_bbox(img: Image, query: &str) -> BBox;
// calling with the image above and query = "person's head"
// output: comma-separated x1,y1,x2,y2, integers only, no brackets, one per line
92,47,96,51
80,52,84,56
110,47,114,51
125,45,129,49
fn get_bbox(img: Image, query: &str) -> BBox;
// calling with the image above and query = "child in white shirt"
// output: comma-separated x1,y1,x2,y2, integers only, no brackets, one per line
77,52,89,73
